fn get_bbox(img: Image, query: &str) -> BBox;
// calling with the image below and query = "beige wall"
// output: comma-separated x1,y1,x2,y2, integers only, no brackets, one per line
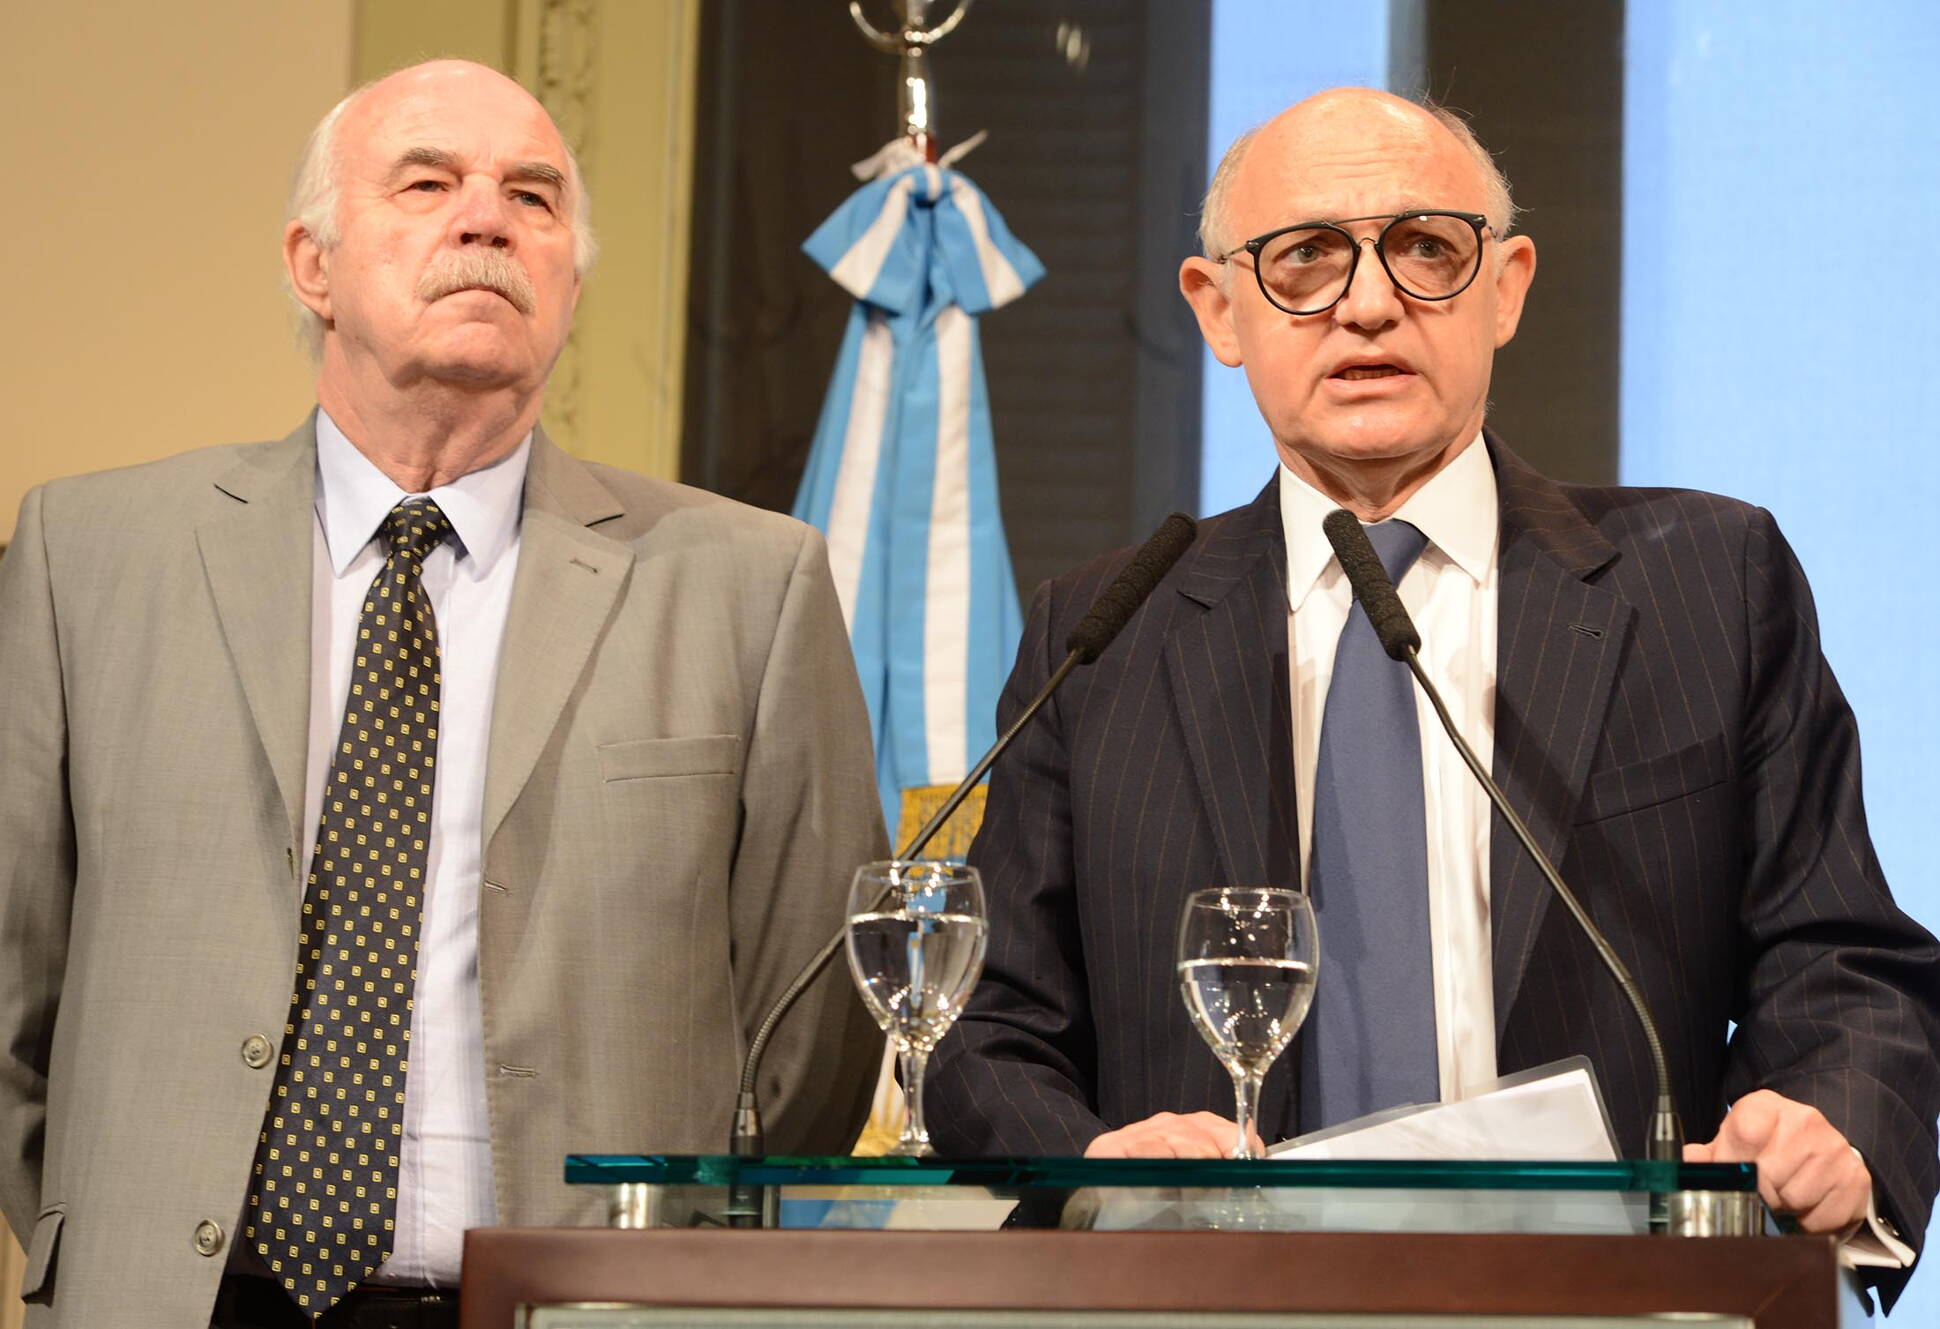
0,0,700,549
0,2,698,1312
0,2,356,1306
0,1,358,545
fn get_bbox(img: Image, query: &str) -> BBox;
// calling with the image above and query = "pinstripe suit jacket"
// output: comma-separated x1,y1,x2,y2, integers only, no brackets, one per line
929,438,1940,1301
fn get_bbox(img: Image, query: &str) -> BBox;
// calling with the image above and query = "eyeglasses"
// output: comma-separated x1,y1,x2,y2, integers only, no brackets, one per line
1219,210,1492,316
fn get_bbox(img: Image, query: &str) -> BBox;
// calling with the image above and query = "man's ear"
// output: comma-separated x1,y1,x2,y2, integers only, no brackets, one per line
1490,234,1537,348
283,219,332,323
1180,256,1244,367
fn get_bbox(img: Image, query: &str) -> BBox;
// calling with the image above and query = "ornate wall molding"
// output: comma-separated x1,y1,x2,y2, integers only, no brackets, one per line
529,0,602,452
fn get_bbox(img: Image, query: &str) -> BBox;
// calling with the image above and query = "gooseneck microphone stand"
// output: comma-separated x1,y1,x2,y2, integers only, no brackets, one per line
723,514,1198,1227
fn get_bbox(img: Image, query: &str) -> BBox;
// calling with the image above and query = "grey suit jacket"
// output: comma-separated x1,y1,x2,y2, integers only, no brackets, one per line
928,439,1940,1308
0,419,886,1326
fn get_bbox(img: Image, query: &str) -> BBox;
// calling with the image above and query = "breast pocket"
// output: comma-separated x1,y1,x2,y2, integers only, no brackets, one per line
1576,734,1733,824
596,734,741,783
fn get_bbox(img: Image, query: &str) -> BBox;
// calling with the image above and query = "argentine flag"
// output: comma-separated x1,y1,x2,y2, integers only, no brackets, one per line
793,152,1044,852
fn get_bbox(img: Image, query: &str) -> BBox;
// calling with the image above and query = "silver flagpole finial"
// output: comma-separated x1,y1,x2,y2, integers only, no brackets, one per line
848,0,974,162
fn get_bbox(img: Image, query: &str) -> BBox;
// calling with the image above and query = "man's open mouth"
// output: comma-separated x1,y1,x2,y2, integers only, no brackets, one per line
1335,365,1406,380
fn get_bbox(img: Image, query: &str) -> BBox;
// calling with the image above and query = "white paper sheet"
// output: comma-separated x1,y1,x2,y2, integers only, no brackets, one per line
1269,1058,1620,1163
1240,1059,1636,1234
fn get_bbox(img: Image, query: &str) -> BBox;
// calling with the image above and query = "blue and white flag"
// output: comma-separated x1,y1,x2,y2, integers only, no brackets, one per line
793,144,1044,850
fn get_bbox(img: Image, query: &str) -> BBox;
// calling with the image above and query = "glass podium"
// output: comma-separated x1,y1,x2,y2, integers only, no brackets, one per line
566,1154,1764,1238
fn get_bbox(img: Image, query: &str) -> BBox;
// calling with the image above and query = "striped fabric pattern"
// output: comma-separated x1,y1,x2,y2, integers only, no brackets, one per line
928,438,1940,1308
793,159,1044,831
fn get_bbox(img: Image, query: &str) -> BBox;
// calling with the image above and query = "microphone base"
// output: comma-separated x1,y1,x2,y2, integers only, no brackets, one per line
726,1099,770,1228
723,1184,775,1229
1644,1099,1686,1235
1645,1099,1685,1163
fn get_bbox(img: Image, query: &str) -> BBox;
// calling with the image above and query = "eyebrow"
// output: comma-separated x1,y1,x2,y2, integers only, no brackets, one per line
388,147,463,180
387,147,567,194
507,161,567,193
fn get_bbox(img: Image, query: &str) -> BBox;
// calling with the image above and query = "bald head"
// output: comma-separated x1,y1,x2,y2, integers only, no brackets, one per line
285,60,597,354
1199,89,1516,256
1174,84,1538,520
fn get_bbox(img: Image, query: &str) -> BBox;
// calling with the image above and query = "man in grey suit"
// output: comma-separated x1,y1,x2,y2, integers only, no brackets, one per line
0,60,884,1326
928,89,1940,1308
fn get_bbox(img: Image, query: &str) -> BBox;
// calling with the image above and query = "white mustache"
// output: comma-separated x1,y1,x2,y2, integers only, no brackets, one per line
417,249,537,315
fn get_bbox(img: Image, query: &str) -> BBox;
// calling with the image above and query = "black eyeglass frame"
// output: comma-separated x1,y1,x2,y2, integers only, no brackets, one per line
1218,209,1493,316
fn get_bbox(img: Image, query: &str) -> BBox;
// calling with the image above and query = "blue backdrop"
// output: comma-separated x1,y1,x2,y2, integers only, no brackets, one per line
1626,2,1940,1315
1198,1,1391,515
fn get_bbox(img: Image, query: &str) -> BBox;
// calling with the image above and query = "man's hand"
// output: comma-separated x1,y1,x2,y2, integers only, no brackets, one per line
1084,1111,1261,1159
1683,1089,1872,1235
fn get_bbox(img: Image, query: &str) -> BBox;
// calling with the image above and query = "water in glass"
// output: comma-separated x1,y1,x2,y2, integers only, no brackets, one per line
845,860,987,1156
1175,887,1318,1159
1178,955,1315,1077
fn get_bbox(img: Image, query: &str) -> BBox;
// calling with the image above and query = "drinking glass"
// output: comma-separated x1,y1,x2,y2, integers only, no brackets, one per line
845,860,988,1156
1176,887,1318,1159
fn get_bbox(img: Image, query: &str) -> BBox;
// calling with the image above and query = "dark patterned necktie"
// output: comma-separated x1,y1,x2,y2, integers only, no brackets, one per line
1308,518,1437,1127
246,499,452,1317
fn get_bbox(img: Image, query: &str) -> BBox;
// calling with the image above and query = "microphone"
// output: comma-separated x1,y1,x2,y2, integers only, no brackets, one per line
724,513,1199,1222
1322,509,1419,660
1064,513,1199,663
1321,509,1683,1166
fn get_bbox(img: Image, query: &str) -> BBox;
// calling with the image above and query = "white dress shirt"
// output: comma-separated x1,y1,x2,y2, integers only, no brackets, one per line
1280,436,1499,1102
301,411,528,1285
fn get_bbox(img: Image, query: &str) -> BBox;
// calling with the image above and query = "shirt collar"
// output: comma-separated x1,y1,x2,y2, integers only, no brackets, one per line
1278,433,1498,608
314,409,530,579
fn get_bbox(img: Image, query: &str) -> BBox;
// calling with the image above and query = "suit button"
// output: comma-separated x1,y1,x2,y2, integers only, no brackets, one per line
193,1219,224,1256
242,1034,273,1069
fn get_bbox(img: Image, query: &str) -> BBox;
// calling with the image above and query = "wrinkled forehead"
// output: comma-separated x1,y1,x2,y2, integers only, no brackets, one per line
1236,104,1487,232
339,71,569,180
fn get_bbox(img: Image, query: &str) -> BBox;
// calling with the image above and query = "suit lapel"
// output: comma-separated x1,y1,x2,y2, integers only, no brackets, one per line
1165,479,1295,890
481,432,633,848
198,422,318,859
1163,478,1301,1132
1487,441,1633,1031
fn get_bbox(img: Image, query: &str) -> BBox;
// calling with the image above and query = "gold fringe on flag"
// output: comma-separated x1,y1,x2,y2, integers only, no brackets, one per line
853,782,990,1154
894,781,988,861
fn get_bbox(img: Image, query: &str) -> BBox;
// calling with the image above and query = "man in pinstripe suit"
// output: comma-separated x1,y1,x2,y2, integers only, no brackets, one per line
928,89,1940,1306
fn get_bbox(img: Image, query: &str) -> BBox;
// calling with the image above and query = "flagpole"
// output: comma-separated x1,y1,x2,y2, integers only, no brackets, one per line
848,0,974,163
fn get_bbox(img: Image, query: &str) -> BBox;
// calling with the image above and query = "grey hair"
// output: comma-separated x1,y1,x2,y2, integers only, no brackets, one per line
1196,98,1519,258
1197,123,1263,257
285,72,600,358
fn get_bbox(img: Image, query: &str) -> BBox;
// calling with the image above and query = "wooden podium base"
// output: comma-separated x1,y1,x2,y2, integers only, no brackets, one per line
461,1228,1840,1328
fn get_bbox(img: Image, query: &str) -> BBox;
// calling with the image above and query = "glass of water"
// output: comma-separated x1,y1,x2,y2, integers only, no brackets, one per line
845,860,988,1156
1176,887,1318,1160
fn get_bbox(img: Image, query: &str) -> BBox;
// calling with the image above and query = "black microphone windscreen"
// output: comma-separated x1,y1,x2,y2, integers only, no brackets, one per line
1065,513,1198,663
1322,508,1420,661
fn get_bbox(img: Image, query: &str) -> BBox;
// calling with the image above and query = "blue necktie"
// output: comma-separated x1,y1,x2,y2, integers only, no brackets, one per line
1309,519,1437,1126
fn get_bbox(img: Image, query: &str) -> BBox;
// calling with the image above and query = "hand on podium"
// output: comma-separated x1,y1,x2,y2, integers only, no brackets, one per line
1083,1111,1265,1159
1682,1089,1872,1236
